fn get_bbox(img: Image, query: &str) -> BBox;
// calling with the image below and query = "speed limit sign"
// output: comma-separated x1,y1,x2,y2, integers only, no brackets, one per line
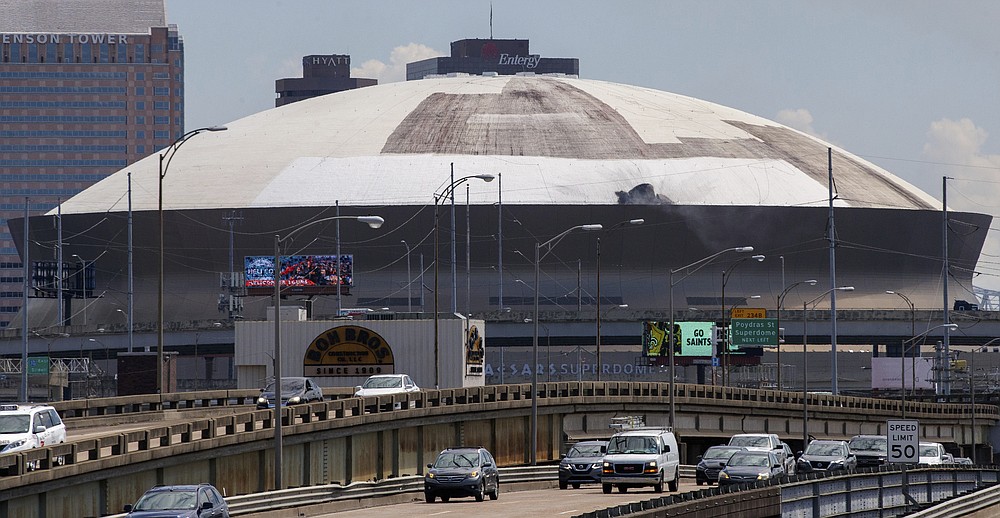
887,419,919,464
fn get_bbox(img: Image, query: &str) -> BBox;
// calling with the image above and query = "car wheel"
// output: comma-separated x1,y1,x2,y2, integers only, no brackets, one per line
425,492,435,503
441,496,450,503
696,479,704,486
559,480,568,490
617,485,628,493
602,483,612,494
572,483,580,489
653,472,664,493
475,483,485,502
489,481,499,500
668,469,679,492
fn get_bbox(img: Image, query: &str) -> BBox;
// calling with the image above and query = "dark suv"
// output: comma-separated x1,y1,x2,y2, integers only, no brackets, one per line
124,484,229,517
559,440,607,489
424,446,500,503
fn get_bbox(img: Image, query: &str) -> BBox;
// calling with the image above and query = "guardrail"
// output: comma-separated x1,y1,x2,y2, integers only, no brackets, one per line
574,466,1000,518
907,480,1000,518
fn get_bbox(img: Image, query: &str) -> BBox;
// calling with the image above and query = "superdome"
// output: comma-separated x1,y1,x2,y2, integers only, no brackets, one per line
15,75,990,329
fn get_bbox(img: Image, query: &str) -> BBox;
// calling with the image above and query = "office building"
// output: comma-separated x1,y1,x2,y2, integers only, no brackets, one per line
406,38,579,80
0,0,183,328
275,54,376,107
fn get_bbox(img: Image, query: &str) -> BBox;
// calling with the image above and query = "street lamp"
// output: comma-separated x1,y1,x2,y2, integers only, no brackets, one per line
900,323,958,418
668,246,754,428
158,125,227,394
116,308,133,353
401,240,412,312
272,214,384,490
531,223,602,464
802,286,854,447
433,166,494,389
776,279,818,390
886,290,916,395
596,219,643,381
720,255,764,387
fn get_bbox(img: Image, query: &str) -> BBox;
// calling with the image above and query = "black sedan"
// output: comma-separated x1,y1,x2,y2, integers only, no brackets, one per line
256,377,324,409
717,451,785,486
695,445,745,486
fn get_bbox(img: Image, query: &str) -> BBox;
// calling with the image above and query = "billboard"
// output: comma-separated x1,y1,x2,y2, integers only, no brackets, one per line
642,321,715,357
871,357,935,390
245,254,353,295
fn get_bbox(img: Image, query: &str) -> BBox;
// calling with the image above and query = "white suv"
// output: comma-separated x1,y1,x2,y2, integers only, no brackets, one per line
0,404,67,468
601,428,680,493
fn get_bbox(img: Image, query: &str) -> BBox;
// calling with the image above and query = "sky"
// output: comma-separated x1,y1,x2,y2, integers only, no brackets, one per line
164,0,1000,291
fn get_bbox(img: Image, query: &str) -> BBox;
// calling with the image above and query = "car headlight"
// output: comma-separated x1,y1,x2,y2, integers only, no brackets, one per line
829,461,844,467
257,397,267,404
469,470,479,478
648,461,657,468
718,471,729,479
426,472,435,479
757,472,770,480
287,396,301,404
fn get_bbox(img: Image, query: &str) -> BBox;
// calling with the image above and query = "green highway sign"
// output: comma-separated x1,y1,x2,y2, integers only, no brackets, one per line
27,357,50,375
730,318,778,347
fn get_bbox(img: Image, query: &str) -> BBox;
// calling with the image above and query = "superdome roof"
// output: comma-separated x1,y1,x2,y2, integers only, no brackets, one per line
58,74,940,216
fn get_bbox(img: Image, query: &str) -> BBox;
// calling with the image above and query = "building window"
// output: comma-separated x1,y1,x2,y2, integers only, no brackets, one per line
62,43,74,63
135,43,145,62
81,44,92,63
153,87,169,96
117,45,128,64
135,71,144,81
28,44,38,62
154,130,169,139
46,43,57,63
153,116,169,125
136,130,145,139
153,101,169,110
135,101,145,110
100,44,110,63
135,86,145,96
136,144,145,154
135,116,145,125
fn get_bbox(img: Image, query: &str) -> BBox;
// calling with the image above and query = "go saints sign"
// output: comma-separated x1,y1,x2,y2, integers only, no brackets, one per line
303,325,394,377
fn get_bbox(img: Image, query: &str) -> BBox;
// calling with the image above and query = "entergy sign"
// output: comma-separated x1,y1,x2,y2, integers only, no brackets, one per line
887,419,919,464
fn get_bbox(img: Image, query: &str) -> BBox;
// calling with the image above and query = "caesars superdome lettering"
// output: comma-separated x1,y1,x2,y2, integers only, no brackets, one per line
303,325,395,377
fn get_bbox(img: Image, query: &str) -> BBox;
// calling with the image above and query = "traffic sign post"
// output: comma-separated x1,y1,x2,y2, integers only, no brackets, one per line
887,419,919,464
888,419,919,513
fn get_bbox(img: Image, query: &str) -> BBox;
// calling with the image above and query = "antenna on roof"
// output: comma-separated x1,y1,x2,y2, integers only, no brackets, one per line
490,3,493,39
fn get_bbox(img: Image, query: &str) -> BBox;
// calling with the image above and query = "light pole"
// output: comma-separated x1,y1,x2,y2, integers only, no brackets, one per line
597,219,643,381
900,323,958,418
777,279,818,390
158,125,227,394
272,214,384,490
531,223,603,464
720,255,764,387
886,290,916,395
668,246,754,428
116,308,133,353
802,286,854,447
432,168,494,388
71,254,89,327
401,240,412,312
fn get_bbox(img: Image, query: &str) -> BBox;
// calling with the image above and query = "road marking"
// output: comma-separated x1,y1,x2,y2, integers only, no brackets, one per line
558,510,579,515
428,511,453,516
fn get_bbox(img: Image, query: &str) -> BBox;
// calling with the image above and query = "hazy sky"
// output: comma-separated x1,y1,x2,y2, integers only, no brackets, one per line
164,0,1000,291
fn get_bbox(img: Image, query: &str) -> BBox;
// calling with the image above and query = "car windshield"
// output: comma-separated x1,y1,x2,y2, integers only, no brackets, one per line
919,445,940,456
567,444,604,457
703,447,740,460
849,437,887,452
0,415,30,434
729,436,770,448
728,453,770,467
806,443,845,456
134,490,198,510
363,377,402,389
264,379,304,393
607,436,658,455
434,452,481,468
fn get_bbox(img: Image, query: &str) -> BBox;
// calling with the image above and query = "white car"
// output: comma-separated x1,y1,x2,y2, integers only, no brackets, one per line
354,374,420,401
918,442,948,465
0,404,67,469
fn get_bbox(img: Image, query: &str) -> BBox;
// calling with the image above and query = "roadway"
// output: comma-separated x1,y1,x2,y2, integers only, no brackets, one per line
261,482,704,518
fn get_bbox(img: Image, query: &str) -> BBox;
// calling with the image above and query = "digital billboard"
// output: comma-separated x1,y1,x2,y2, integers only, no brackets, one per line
245,254,353,295
642,321,715,357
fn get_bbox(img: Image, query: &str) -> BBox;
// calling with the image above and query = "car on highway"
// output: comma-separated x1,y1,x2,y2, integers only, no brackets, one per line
601,427,680,493
848,434,887,468
0,403,67,469
796,440,856,473
954,457,973,465
123,483,229,517
424,446,500,503
727,433,792,474
918,442,948,465
717,450,785,487
256,377,324,409
695,445,745,486
558,440,607,489
354,374,420,397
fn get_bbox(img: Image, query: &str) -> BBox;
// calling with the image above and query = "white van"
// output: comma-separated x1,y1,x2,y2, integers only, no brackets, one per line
601,428,680,493
918,442,947,465
0,404,67,469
